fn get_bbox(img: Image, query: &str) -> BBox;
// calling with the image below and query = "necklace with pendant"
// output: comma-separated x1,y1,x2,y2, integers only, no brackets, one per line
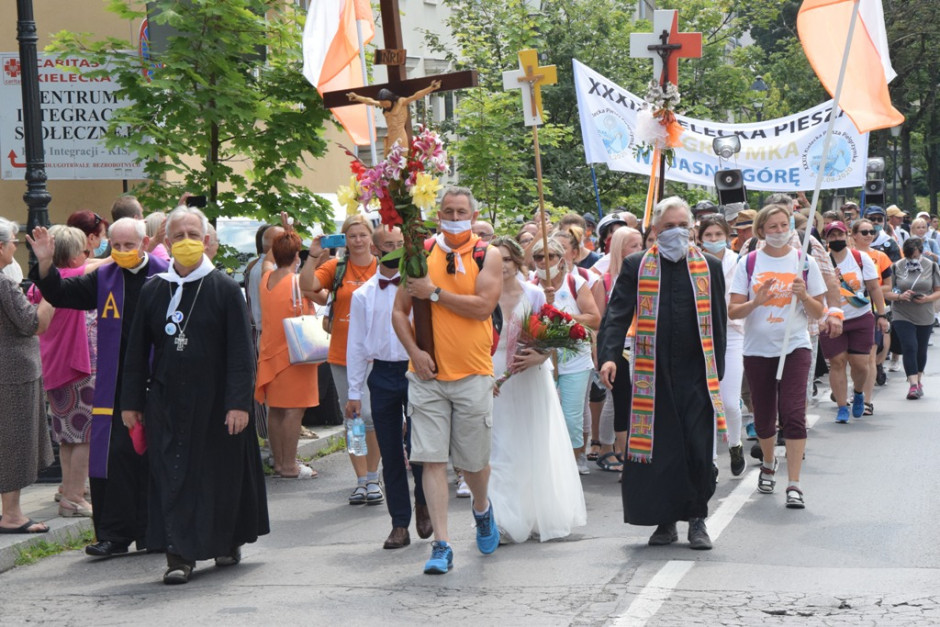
165,278,205,351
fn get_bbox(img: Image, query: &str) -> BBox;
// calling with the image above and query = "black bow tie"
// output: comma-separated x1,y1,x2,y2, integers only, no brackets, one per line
379,276,401,290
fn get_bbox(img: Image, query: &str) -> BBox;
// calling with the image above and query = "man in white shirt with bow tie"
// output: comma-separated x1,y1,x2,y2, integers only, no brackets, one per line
346,226,431,549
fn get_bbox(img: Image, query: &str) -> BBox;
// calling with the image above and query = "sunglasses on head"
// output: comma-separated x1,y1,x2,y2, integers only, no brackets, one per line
532,253,559,262
857,229,875,236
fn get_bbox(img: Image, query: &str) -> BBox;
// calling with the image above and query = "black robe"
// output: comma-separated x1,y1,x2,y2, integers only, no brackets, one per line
121,269,269,560
598,251,726,526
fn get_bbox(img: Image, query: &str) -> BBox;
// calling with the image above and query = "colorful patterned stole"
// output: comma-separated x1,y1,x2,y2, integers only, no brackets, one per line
629,245,726,463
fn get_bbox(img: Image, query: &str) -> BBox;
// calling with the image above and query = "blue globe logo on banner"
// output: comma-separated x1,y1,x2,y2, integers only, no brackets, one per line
807,134,852,177
594,111,632,158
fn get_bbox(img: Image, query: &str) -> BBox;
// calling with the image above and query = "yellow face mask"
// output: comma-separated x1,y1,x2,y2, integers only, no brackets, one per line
110,248,141,269
171,238,205,267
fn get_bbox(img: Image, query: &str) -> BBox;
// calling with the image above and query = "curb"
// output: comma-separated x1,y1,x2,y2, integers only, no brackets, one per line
0,424,346,575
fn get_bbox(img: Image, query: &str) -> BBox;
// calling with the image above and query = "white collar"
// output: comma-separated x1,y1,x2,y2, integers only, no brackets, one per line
156,255,214,319
124,252,150,275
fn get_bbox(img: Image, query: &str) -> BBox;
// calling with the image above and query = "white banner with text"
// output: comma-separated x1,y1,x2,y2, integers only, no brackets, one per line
574,59,869,192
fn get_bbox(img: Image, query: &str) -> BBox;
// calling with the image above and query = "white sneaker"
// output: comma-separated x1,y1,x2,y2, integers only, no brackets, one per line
888,360,902,372
577,453,590,475
456,478,471,498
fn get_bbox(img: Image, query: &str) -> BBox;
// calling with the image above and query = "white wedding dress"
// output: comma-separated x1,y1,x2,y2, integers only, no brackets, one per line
488,281,587,543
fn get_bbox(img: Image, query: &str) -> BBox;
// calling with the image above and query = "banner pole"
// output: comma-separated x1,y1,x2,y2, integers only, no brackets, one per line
775,0,861,380
590,165,604,218
355,19,379,165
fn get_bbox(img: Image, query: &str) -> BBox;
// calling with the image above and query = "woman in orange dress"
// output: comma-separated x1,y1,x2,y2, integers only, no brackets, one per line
255,231,319,478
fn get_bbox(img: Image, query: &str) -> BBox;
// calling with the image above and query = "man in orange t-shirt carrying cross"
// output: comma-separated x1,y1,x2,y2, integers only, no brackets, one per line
392,187,502,575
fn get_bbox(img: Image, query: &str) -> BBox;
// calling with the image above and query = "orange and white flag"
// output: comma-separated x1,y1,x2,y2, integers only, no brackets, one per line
302,0,375,145
797,0,904,133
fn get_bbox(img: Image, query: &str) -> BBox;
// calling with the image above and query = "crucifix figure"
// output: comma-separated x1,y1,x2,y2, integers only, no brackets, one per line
347,80,442,156
629,10,702,88
628,10,702,211
502,49,557,127
322,0,477,154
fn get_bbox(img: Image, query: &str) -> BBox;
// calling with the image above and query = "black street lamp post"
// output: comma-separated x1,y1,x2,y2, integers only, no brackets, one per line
16,0,52,270
751,75,768,122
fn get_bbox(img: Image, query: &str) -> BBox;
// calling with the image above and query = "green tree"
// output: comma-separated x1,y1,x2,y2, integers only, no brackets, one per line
49,0,335,231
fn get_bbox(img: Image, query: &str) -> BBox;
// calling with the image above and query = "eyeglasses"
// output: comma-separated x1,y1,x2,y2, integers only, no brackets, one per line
857,229,875,236
532,253,560,262
868,217,884,223
446,252,456,274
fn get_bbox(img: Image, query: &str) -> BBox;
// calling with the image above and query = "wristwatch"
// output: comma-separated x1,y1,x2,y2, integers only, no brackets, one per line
876,313,888,320
430,287,442,302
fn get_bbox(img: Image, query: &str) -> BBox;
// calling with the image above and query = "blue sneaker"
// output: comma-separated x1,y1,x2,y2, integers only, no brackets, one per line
423,541,453,574
835,406,850,424
745,423,757,440
851,391,865,418
474,502,499,555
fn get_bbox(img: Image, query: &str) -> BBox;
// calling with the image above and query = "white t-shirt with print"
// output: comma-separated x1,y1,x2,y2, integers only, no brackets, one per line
830,249,878,321
731,248,826,358
550,271,594,375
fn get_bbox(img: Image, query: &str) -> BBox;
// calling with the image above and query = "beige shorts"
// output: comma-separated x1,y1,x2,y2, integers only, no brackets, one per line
406,372,494,472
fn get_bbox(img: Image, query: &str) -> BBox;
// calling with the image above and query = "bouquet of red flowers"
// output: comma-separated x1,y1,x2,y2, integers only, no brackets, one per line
495,304,590,390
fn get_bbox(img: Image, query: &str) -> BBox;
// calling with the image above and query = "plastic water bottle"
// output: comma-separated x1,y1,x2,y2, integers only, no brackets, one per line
345,414,367,456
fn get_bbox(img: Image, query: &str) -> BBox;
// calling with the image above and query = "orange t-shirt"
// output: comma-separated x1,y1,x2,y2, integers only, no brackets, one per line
315,256,377,366
422,240,494,381
863,248,892,286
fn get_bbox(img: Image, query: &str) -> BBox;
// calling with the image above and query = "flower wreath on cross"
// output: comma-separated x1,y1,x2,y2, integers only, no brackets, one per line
633,80,684,166
337,125,449,280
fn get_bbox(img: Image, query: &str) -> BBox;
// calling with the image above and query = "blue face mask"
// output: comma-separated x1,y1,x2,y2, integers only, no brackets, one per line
94,238,108,256
789,215,796,231
701,239,727,254
873,224,883,234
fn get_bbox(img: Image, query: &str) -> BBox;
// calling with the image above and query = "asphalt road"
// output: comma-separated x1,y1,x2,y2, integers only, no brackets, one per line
1,340,939,626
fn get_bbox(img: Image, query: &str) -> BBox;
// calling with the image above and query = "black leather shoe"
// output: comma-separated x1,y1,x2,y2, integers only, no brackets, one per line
730,445,745,476
648,522,678,546
383,526,411,549
85,540,129,558
415,504,433,540
688,518,713,550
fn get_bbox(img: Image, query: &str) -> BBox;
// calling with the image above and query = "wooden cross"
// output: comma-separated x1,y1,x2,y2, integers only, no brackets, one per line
629,10,702,87
320,0,477,142
502,49,557,127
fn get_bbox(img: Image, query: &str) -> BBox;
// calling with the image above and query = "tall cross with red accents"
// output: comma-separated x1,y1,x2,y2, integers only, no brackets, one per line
629,10,702,87
321,0,477,142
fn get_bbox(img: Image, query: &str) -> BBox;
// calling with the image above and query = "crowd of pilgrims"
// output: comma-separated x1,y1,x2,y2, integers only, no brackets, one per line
1,187,938,582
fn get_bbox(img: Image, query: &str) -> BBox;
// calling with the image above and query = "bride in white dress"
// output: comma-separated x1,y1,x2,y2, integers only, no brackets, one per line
488,237,587,543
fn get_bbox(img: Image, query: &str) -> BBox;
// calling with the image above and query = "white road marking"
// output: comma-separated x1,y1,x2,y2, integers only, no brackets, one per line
610,412,823,626
611,560,694,626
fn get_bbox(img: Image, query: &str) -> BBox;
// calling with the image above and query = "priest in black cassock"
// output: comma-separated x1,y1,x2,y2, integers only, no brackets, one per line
121,206,269,585
598,197,726,551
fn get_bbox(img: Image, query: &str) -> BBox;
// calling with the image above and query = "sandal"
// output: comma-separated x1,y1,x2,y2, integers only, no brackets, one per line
863,402,873,416
586,440,601,462
757,459,777,494
348,485,368,505
163,563,193,585
0,518,49,534
275,463,318,479
596,451,623,472
785,486,805,509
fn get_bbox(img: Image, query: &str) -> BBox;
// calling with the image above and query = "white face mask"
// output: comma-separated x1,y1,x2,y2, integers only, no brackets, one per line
440,219,472,234
536,262,562,282
764,230,791,249
657,227,690,262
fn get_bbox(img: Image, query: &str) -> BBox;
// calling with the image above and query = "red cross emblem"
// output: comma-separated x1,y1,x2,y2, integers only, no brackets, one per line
3,58,21,79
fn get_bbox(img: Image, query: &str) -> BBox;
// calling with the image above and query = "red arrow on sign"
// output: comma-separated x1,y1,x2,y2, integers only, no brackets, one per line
8,150,26,168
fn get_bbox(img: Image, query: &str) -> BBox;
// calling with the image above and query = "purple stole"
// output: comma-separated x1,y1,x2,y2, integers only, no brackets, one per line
89,256,168,478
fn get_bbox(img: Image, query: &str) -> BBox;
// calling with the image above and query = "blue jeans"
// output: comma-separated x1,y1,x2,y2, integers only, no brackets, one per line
556,370,591,449
368,360,424,528
891,320,931,377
